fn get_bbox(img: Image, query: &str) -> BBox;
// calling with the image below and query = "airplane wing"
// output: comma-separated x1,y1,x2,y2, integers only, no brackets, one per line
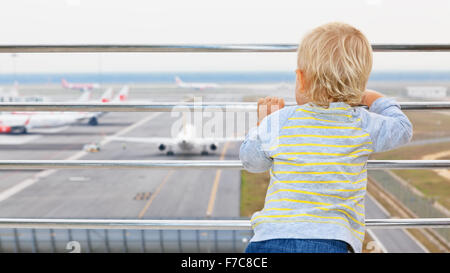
197,137,245,142
190,137,245,145
78,90,92,102
107,136,179,145
107,136,244,145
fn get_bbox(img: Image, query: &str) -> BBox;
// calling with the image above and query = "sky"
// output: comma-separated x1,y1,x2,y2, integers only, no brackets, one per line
0,0,450,73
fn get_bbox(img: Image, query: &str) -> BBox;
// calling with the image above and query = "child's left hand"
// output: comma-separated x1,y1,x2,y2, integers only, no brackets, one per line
257,96,285,126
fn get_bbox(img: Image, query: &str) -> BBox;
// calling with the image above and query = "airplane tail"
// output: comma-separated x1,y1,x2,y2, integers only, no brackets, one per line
113,86,129,102
100,88,114,103
78,90,92,102
175,76,183,86
9,81,19,97
61,78,69,88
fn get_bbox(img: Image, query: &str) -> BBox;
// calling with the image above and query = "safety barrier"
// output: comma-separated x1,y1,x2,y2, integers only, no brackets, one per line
0,44,450,52
0,44,449,235
1,218,450,230
0,159,448,169
0,101,449,112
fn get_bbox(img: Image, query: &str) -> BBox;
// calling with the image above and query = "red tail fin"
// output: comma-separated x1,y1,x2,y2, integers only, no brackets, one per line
61,78,69,88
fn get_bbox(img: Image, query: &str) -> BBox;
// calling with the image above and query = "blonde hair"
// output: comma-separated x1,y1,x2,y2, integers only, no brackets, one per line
297,22,373,107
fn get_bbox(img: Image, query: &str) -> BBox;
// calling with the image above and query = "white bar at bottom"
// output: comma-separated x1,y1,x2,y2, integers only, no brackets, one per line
0,218,448,230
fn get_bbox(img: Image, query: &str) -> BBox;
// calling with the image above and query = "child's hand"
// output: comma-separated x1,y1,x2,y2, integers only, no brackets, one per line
257,96,285,126
361,89,384,108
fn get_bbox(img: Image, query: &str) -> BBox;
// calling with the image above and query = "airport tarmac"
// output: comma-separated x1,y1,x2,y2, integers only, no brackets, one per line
365,193,427,253
0,83,436,252
0,86,254,252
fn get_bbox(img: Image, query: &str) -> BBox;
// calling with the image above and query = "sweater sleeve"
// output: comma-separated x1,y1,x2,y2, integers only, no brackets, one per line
359,97,413,153
239,108,286,173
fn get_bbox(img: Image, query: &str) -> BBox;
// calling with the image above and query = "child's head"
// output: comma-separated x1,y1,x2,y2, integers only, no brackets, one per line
296,22,373,107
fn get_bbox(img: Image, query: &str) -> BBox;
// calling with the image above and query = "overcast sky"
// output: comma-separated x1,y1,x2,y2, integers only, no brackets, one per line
0,0,450,73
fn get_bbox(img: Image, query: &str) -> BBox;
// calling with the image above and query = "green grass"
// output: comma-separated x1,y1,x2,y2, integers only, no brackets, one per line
371,140,450,210
404,111,450,140
240,170,270,217
393,169,450,209
370,141,450,161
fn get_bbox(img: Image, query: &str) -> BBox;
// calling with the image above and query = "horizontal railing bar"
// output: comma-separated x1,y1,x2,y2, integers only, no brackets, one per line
0,218,448,230
368,160,450,169
0,160,448,170
0,44,450,53
0,160,242,169
0,101,449,112
0,102,256,112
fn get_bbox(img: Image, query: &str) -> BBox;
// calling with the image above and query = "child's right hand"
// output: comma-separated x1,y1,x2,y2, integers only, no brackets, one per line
361,89,384,108
257,96,285,126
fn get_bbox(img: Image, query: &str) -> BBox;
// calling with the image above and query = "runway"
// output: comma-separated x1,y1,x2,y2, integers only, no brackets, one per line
0,120,245,219
365,194,427,253
0,83,433,252
0,86,252,252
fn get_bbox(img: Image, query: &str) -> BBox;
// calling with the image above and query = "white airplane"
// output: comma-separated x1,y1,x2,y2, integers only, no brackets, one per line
175,76,220,90
0,86,128,134
108,118,244,155
61,78,101,91
0,82,46,102
76,87,116,126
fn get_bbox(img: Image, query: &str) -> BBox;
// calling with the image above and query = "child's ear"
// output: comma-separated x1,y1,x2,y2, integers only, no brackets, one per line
296,70,306,93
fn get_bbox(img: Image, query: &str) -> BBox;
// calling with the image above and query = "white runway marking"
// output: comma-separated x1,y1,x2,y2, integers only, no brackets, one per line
68,176,91,182
0,126,70,145
366,193,428,253
366,229,388,253
0,113,161,204
31,126,70,134
0,135,40,145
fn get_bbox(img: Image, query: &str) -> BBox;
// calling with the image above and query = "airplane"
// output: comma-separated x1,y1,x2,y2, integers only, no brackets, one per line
0,86,127,134
84,86,127,125
175,76,220,90
246,82,292,92
107,116,244,156
0,114,31,134
61,78,101,91
0,82,46,102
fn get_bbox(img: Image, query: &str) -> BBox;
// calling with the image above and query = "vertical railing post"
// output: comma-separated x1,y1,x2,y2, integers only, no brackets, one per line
214,230,218,253
68,229,73,242
13,229,20,253
104,229,110,253
49,229,56,253
141,230,146,253
177,230,182,253
232,230,236,253
196,230,200,252
159,230,164,253
31,229,38,253
86,229,92,253
122,230,128,253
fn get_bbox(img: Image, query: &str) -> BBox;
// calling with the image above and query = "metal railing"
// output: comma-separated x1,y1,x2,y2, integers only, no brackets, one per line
1,218,450,230
0,101,449,112
0,43,449,236
0,44,450,53
0,159,448,170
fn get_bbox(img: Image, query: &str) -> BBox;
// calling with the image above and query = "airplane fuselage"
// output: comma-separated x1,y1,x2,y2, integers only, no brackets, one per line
175,77,219,90
0,112,96,131
62,79,100,91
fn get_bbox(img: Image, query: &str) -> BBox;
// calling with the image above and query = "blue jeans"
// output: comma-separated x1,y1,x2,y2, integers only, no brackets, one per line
245,239,350,253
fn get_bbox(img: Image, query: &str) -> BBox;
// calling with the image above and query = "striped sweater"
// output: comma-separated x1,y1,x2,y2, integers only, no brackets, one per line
239,97,413,252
